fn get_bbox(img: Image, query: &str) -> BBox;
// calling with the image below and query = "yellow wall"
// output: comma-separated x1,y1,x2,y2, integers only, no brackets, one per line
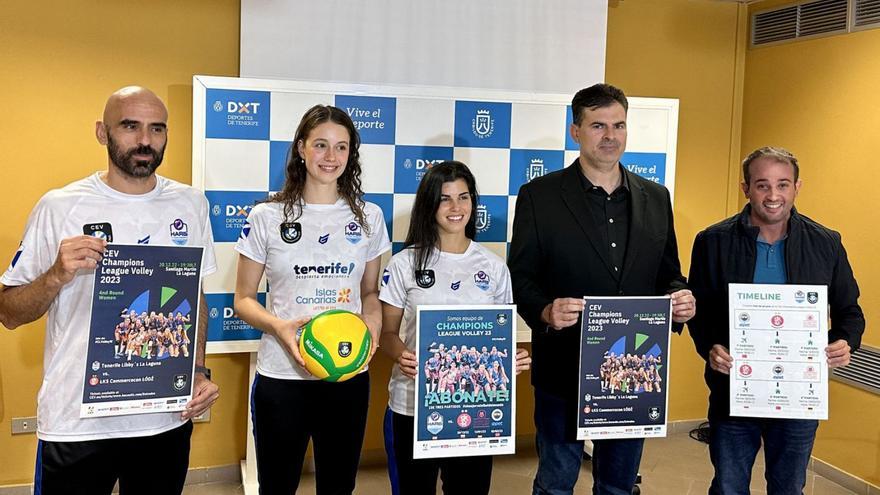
607,0,747,420
743,3,880,484
0,0,748,486
0,0,245,486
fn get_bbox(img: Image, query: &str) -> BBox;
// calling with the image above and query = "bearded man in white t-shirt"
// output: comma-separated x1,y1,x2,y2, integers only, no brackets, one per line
0,87,220,495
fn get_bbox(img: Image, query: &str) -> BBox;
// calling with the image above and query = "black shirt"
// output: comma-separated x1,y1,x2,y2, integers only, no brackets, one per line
577,164,631,278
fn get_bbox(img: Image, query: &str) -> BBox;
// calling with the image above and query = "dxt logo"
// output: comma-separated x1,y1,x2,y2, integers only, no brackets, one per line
225,204,253,217
227,102,261,114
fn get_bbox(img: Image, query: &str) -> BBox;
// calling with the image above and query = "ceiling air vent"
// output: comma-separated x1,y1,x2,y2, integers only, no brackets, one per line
800,0,848,36
753,6,798,45
855,0,880,27
752,0,848,46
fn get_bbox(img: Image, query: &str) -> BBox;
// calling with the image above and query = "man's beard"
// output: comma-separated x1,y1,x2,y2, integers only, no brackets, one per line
107,134,165,178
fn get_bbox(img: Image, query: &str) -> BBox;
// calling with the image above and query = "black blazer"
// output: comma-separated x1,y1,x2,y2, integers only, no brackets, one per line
508,162,687,399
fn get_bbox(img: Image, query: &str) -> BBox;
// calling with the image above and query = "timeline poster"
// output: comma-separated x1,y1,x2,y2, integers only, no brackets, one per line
414,305,516,459
81,244,204,418
729,283,829,420
577,296,672,440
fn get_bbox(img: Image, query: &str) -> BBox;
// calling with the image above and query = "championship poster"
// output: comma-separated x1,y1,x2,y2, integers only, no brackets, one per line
81,244,204,418
729,283,829,420
414,305,516,459
577,296,672,440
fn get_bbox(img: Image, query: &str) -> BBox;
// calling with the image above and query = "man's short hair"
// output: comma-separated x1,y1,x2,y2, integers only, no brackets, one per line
571,83,628,125
742,146,800,184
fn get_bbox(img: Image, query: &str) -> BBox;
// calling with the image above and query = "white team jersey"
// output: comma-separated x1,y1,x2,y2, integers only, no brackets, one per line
1,172,217,442
379,241,512,416
235,199,390,380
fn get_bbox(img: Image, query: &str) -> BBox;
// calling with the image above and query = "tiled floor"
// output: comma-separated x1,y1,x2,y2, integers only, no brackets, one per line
183,429,858,494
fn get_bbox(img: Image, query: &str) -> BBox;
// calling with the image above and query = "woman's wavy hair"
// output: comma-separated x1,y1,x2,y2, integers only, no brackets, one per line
269,105,369,232
404,161,478,272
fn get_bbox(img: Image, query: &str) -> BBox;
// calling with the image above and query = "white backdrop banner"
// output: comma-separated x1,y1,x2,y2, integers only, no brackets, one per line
240,0,607,94
192,76,678,353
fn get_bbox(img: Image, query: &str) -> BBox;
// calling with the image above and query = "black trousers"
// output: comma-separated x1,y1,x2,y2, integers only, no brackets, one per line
390,411,492,495
252,372,370,495
36,420,192,495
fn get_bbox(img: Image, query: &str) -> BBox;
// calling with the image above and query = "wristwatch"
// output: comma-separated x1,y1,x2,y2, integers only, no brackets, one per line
195,365,212,380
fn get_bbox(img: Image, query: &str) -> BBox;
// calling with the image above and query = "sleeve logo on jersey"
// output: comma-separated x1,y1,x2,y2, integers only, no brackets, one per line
83,222,113,242
8,242,23,271
344,221,363,244
415,269,435,289
381,268,390,287
240,221,251,240
169,219,189,245
473,271,491,291
280,222,301,244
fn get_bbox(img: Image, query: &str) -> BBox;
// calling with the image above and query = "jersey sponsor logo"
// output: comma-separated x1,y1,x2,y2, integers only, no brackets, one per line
295,287,352,305
137,235,151,245
473,270,490,291
381,268,390,287
426,411,444,434
83,222,113,242
169,219,189,245
292,262,356,279
344,221,363,244
318,233,330,245
280,222,301,244
450,280,461,291
416,269,435,289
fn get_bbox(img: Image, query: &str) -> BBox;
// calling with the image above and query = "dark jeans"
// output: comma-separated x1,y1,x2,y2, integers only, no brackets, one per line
36,421,192,495
532,387,643,495
385,409,493,495
251,372,370,495
709,418,818,495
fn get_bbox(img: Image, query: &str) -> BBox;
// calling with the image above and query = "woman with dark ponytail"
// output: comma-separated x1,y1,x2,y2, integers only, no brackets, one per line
379,161,530,494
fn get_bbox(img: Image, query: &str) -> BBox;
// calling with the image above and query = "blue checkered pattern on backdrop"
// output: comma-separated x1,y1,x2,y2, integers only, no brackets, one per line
196,79,676,347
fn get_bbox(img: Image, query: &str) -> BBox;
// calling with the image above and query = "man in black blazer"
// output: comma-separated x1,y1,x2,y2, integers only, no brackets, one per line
509,83,695,495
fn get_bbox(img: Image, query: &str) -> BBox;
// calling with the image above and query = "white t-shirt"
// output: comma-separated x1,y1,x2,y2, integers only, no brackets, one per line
1,173,217,442
234,199,391,380
379,241,513,416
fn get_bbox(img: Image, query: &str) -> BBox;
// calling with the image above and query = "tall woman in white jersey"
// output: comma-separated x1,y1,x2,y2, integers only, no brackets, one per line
234,105,390,494
378,161,530,494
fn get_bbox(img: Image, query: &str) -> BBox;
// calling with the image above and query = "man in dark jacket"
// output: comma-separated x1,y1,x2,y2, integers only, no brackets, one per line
688,146,865,495
509,83,695,495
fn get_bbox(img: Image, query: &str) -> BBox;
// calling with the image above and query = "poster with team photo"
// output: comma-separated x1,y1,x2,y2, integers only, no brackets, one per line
577,296,672,440
414,305,516,459
729,283,829,420
81,244,203,418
